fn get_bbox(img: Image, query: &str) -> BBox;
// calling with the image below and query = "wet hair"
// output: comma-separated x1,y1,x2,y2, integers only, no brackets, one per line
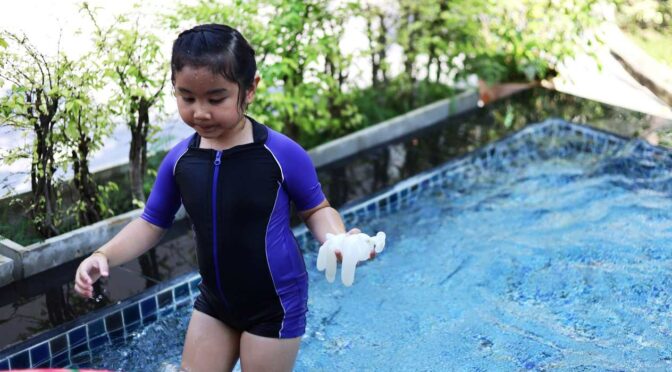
171,24,257,112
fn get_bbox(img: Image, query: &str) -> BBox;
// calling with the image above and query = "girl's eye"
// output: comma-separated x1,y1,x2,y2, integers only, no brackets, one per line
181,97,195,103
209,98,225,104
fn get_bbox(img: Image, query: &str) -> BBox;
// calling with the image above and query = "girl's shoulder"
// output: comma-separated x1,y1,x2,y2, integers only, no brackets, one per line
160,133,197,168
264,125,306,153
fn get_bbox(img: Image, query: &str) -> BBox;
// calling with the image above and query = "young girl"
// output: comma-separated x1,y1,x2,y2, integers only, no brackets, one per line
74,23,372,371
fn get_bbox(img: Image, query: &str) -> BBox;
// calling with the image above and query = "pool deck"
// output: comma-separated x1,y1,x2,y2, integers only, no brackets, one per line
553,24,672,144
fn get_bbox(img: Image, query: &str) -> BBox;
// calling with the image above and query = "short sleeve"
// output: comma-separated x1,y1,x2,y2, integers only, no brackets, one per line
140,137,190,228
265,129,326,211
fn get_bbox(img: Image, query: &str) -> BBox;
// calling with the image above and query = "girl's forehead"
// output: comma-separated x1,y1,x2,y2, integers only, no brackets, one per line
174,66,237,90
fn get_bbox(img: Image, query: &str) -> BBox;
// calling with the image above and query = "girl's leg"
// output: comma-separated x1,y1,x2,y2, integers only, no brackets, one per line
239,332,301,372
181,309,242,372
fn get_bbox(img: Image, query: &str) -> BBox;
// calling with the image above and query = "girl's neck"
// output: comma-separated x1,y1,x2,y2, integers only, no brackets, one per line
200,116,252,151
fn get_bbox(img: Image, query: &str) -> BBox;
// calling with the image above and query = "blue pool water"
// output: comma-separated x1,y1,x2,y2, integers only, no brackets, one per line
86,122,672,371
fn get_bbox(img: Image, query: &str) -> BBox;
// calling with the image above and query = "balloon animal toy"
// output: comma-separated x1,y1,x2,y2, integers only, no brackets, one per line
316,232,386,286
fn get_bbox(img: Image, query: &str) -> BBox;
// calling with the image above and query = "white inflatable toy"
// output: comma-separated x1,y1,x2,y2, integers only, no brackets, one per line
316,232,386,286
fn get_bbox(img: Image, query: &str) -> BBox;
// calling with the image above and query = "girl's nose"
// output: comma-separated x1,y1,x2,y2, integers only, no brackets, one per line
193,103,211,121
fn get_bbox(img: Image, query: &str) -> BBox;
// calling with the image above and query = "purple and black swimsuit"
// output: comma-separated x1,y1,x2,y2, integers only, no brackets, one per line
140,117,325,339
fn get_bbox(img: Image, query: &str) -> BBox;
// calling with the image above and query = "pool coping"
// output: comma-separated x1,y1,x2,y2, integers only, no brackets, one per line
3,118,672,369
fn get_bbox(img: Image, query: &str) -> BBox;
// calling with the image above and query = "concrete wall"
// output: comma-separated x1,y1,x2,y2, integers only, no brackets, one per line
0,254,13,287
0,90,479,286
309,90,479,167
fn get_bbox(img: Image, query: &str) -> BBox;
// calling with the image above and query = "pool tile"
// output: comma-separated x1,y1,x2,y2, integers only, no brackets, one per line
9,351,30,369
87,319,105,338
108,329,124,343
158,290,174,309
70,342,88,356
389,192,398,204
89,334,109,350
143,313,157,325
141,297,157,318
105,311,123,332
189,278,201,292
125,320,141,334
70,351,91,366
176,299,191,310
49,334,68,356
123,304,141,325
68,326,87,348
35,359,50,368
51,351,70,368
29,342,50,367
174,283,190,301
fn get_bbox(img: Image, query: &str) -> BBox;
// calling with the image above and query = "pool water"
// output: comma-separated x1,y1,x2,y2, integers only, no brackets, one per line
84,123,672,371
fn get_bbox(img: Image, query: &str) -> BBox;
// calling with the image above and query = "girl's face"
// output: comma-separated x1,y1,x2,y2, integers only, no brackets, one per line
173,66,258,141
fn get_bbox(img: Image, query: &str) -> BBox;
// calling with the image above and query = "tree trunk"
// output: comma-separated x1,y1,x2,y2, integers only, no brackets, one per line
378,13,388,85
30,93,60,238
129,99,149,203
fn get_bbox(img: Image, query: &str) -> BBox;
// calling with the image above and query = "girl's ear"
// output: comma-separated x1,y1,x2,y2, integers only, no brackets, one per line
245,73,261,104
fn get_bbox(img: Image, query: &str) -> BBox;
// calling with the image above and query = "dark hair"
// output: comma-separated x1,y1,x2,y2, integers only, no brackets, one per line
171,24,257,112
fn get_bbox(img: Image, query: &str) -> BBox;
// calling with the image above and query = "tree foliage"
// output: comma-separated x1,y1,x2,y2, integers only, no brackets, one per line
463,0,606,84
0,31,112,238
83,2,167,204
168,0,362,148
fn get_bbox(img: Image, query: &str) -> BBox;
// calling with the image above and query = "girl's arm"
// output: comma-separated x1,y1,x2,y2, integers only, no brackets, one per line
74,218,166,298
299,200,347,244
299,199,374,260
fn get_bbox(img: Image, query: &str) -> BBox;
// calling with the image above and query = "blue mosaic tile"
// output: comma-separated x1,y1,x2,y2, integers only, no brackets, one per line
70,342,88,356
108,329,124,343
158,290,174,309
105,311,123,332
176,299,192,310
125,320,141,334
174,283,190,301
141,297,157,319
189,278,201,293
0,359,8,370
49,334,68,356
35,360,50,368
9,351,30,369
88,334,109,350
52,351,70,368
70,351,91,366
29,342,50,367
87,319,105,338
123,304,141,325
143,313,157,325
68,326,87,348
389,192,398,204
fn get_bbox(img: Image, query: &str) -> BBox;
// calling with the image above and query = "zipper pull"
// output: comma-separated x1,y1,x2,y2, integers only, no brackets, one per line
214,151,222,165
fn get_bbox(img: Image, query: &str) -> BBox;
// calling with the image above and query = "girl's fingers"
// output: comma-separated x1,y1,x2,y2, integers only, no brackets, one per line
78,266,91,286
346,228,361,235
92,256,109,277
74,282,92,298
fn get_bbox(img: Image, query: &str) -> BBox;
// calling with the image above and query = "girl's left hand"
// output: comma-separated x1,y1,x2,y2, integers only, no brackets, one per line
334,228,377,262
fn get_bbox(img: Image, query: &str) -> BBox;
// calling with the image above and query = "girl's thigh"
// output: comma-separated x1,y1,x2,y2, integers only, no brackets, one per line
181,309,242,372
239,332,301,372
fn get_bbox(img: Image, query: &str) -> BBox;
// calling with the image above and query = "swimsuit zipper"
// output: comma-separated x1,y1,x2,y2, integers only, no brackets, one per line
212,150,228,306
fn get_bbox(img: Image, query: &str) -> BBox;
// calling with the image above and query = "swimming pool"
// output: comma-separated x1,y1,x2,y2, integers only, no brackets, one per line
1,119,671,370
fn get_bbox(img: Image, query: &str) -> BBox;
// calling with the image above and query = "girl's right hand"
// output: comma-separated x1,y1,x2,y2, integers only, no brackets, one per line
74,253,109,298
